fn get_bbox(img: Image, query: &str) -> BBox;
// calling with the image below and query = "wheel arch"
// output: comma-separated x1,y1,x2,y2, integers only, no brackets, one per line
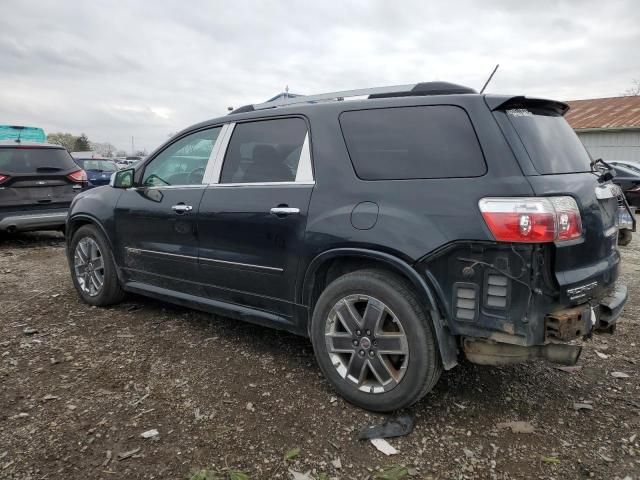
66,214,123,282
300,248,458,369
66,214,113,251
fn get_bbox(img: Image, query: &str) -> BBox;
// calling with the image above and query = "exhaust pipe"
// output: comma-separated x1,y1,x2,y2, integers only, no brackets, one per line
463,338,582,366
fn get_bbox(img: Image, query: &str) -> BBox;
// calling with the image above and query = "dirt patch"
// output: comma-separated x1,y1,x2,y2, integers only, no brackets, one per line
1,231,639,479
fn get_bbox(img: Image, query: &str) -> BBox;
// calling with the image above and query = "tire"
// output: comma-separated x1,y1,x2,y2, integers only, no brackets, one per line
618,229,632,247
310,269,442,412
68,224,125,306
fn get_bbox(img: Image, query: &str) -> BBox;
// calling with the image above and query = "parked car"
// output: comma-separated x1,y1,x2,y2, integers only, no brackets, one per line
610,163,640,207
73,158,119,188
0,140,86,233
609,160,640,174
66,82,629,411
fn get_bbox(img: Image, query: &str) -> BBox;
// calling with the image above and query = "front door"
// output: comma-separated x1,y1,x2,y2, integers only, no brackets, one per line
114,126,222,292
197,117,314,318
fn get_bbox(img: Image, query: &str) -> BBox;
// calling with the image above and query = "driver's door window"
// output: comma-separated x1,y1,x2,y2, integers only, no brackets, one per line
142,127,221,187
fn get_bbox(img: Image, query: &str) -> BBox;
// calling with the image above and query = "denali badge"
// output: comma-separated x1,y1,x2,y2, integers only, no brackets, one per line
567,281,598,301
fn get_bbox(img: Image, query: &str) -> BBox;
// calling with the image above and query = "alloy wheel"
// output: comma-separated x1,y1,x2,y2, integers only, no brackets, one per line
325,294,409,393
74,237,105,297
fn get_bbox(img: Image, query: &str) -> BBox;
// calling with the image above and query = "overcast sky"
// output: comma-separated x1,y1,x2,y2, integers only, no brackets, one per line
1,0,638,153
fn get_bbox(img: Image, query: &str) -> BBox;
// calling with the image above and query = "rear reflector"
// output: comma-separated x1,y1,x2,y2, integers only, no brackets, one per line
67,170,88,183
0,174,8,185
479,196,582,243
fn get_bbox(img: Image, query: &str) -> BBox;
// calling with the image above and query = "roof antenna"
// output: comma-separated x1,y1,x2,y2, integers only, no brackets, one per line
479,64,500,94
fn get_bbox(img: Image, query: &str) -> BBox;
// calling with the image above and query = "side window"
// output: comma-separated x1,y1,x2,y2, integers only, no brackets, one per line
142,127,221,186
220,118,308,183
339,106,486,180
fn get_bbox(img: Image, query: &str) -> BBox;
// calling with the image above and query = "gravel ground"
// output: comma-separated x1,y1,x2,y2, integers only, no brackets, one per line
0,231,639,480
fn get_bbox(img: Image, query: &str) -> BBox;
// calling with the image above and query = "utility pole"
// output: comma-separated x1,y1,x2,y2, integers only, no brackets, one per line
131,136,135,155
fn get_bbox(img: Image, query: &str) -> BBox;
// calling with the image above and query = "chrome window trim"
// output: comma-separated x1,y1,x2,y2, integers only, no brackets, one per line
207,122,236,185
202,124,232,185
125,247,283,272
129,184,207,191
295,132,313,182
209,118,315,186
205,181,315,188
139,124,224,188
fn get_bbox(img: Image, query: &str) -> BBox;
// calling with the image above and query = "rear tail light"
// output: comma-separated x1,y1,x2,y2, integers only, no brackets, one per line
0,174,9,185
479,196,582,243
67,170,88,183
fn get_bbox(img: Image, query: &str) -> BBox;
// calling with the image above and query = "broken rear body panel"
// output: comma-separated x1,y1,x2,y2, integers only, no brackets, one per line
413,96,627,364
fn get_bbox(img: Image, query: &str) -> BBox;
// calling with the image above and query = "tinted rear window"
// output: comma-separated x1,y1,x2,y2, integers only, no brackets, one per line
339,105,486,180
77,159,119,172
504,107,591,174
0,148,78,173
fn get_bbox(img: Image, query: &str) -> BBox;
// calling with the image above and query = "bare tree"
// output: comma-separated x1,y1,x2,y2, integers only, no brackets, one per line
623,79,640,96
90,142,117,157
47,132,77,152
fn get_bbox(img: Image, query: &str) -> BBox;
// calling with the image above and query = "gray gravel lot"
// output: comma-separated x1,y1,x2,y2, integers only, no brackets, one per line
1,231,639,479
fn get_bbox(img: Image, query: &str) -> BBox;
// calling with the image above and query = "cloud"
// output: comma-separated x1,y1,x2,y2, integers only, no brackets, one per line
0,0,638,152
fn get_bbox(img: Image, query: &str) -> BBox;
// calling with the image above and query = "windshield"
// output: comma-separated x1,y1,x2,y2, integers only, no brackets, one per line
614,162,640,175
0,147,77,173
614,165,640,178
79,159,118,172
504,107,592,174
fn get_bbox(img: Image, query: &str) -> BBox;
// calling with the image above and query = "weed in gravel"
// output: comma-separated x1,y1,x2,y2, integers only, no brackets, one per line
284,447,301,462
374,465,409,479
190,469,249,480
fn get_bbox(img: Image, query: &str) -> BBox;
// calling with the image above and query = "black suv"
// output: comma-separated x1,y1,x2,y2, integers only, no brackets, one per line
0,141,87,233
66,82,629,412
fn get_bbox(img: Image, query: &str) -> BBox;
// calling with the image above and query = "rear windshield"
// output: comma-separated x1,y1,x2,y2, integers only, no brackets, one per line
78,159,119,172
0,147,78,174
339,105,486,180
504,107,592,174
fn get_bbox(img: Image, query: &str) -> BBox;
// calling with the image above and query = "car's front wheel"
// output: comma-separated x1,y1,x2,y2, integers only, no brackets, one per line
69,224,125,306
310,269,442,412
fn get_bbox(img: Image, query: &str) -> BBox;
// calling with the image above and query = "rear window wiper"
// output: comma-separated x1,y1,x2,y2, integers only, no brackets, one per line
590,158,616,183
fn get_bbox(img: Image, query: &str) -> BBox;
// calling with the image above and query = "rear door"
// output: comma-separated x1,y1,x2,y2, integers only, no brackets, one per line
113,127,222,292
197,117,314,319
0,146,83,212
493,100,622,301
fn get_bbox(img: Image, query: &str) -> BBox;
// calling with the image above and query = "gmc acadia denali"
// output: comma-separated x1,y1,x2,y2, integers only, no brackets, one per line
65,82,630,411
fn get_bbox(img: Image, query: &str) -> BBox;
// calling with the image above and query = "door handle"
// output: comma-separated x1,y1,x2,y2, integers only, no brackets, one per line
172,204,193,214
270,207,300,216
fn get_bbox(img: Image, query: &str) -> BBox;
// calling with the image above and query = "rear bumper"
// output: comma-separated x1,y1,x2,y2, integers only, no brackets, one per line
0,209,68,232
596,283,627,331
461,283,627,366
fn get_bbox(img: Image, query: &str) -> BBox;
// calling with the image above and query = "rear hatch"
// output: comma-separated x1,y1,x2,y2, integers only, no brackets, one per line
491,97,621,303
0,145,84,212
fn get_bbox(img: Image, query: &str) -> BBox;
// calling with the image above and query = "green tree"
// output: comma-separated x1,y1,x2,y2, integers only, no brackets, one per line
47,132,77,152
74,133,91,151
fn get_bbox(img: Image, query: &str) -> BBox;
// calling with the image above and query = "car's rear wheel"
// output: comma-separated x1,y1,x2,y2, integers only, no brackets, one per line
69,224,125,306
310,269,441,412
618,229,632,246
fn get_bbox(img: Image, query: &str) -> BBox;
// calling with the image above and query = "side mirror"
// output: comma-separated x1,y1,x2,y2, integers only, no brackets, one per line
110,168,135,189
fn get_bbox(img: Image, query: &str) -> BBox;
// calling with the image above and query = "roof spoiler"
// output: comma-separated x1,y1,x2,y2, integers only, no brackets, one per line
485,95,569,115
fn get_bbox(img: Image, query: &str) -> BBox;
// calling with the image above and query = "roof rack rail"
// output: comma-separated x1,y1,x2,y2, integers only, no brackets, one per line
234,82,476,113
